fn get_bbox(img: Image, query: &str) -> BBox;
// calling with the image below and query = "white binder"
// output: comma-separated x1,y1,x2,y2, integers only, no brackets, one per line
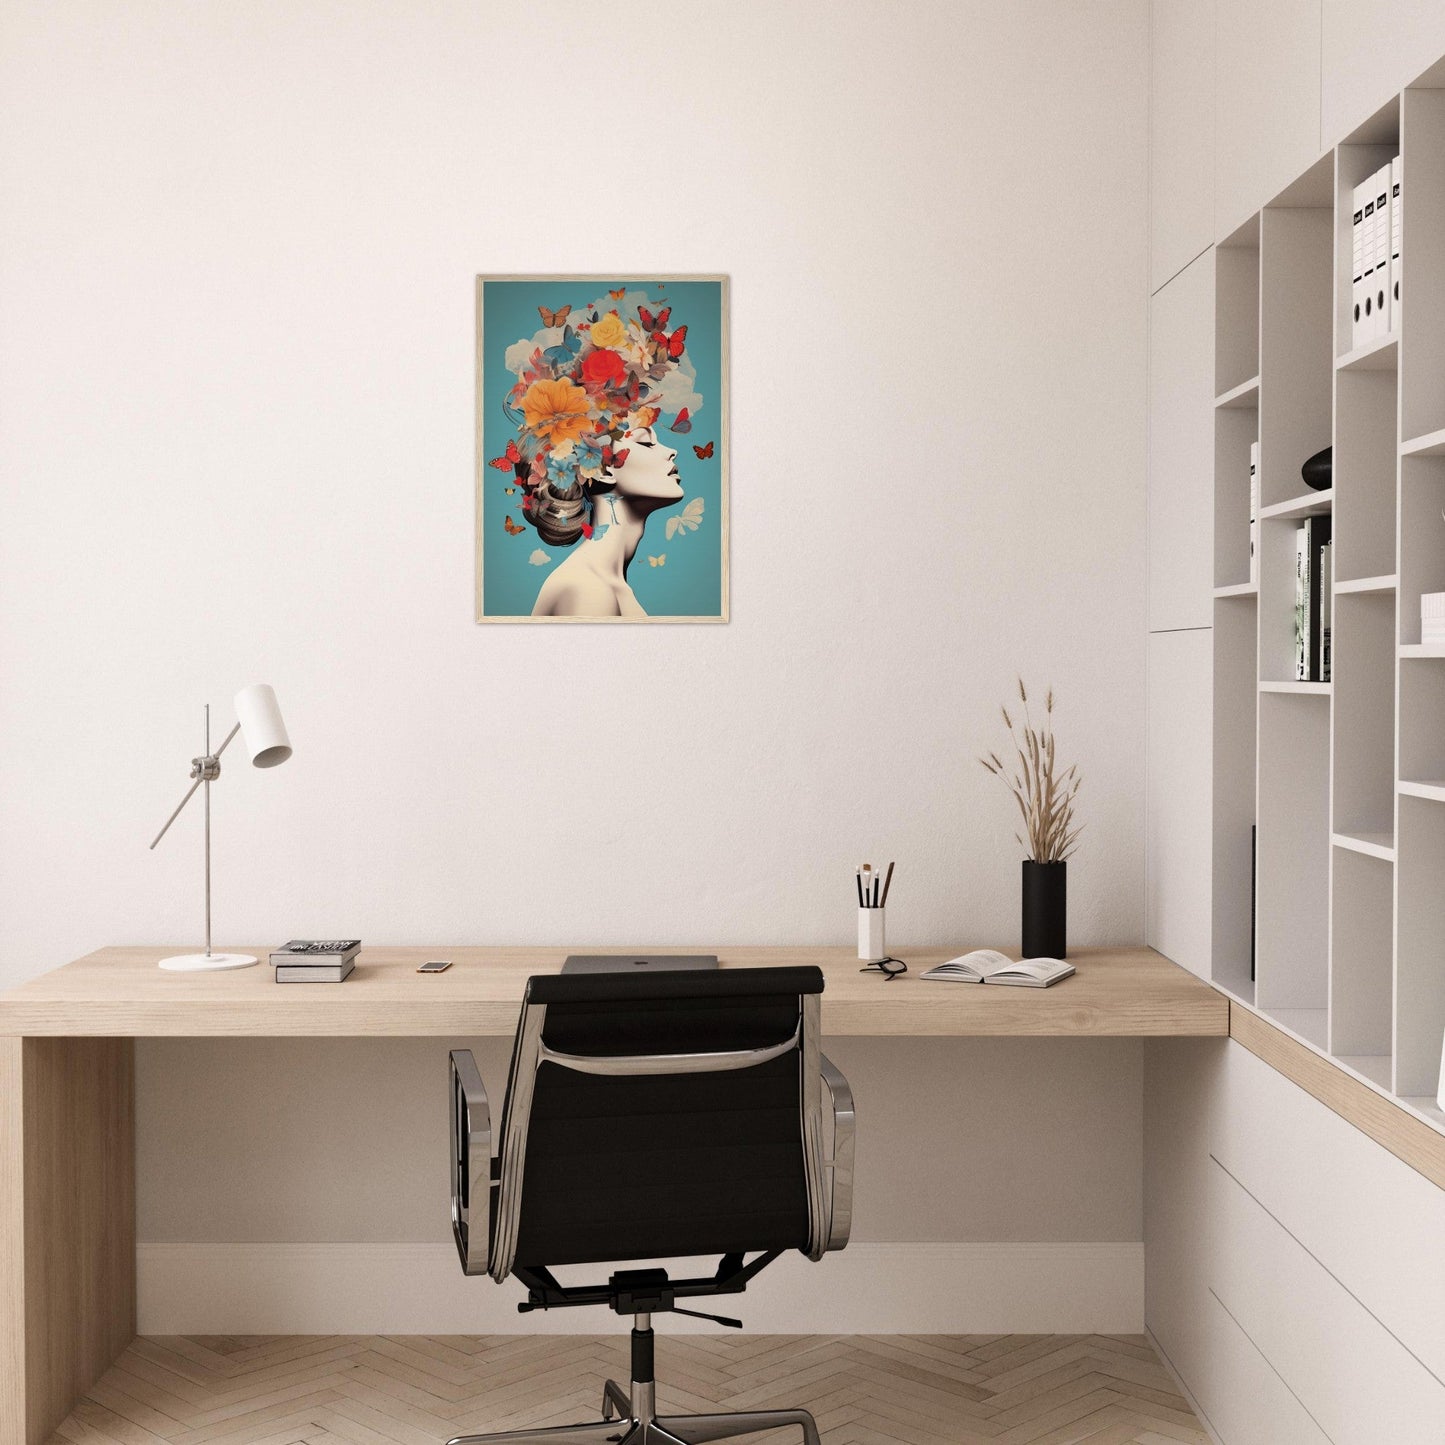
1372,165,1391,341
1390,155,1402,333
1351,179,1368,349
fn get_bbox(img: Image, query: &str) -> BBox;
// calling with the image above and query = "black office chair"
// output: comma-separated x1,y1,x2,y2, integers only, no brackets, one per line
446,965,855,1445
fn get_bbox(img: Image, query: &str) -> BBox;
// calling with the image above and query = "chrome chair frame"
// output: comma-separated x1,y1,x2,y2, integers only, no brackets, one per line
446,985,855,1445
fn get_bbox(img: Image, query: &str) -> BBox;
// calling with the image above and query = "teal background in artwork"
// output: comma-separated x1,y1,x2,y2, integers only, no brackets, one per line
479,277,725,619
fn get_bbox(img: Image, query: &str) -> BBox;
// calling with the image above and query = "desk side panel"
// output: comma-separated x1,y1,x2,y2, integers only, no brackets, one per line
1,1040,23,1445
18,1038,136,1445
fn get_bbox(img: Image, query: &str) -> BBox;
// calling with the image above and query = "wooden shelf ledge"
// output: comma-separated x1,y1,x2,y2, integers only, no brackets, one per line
1230,1003,1445,1190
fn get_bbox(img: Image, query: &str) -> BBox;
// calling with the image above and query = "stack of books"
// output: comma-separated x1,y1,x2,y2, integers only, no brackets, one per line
270,939,361,983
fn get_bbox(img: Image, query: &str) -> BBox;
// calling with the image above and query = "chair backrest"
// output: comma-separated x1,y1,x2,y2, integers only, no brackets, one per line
488,966,827,1280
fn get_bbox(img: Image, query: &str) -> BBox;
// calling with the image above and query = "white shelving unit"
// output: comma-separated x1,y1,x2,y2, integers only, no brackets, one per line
1212,79,1445,1138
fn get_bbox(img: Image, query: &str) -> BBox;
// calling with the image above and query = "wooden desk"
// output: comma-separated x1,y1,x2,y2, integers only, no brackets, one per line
0,944,1223,1445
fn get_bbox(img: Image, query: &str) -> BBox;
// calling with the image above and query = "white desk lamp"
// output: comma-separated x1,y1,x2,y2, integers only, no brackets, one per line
149,683,292,972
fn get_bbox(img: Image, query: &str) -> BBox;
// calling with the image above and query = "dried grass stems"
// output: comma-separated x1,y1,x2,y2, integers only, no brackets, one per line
979,678,1083,863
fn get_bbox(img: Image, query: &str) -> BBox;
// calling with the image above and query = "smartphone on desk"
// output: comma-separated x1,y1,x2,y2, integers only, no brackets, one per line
417,959,452,973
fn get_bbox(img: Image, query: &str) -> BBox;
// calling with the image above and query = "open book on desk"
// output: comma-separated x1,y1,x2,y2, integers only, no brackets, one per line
920,950,1075,987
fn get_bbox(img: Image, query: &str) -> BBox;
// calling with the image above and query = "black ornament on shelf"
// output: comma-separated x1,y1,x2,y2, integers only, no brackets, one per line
1302,445,1332,492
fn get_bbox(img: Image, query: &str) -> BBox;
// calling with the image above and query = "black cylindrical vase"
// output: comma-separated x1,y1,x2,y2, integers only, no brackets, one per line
1021,860,1067,958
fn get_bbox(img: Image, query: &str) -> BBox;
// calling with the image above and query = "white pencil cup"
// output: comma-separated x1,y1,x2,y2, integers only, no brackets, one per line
858,907,887,963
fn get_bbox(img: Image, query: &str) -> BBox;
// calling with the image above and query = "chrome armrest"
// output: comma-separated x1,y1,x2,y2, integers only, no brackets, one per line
819,1053,855,1252
449,1049,492,1277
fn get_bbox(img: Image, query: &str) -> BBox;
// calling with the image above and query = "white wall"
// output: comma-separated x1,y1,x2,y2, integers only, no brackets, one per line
0,0,1151,1319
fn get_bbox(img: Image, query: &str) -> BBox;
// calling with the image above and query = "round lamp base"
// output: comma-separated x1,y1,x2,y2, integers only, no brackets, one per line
158,952,258,972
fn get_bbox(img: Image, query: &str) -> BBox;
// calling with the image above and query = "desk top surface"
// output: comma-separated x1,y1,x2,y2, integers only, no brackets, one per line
0,944,1227,1037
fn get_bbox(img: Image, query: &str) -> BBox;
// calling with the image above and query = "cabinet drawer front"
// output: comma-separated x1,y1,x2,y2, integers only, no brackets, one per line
1195,1289,1330,1445
1210,1158,1445,1444
1217,1041,1445,1379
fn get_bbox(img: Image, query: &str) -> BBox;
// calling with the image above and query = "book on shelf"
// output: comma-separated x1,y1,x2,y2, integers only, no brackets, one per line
276,958,356,983
1249,441,1259,585
1293,516,1332,681
269,939,361,966
1295,525,1309,679
1320,539,1332,682
920,950,1074,988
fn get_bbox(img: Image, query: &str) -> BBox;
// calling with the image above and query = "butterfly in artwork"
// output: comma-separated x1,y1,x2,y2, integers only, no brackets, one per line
489,440,522,472
659,325,686,359
602,445,629,471
668,408,693,434
587,310,599,323
537,304,571,327
665,497,705,540
638,304,672,334
634,405,661,429
505,486,517,495
608,288,626,299
693,441,714,459
543,325,581,367
647,554,666,567
503,516,525,536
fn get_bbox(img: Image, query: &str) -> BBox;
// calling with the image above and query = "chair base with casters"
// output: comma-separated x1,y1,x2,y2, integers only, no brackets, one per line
447,1307,819,1445
446,967,853,1445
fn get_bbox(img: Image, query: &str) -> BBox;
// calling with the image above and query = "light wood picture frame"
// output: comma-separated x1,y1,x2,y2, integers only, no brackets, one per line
475,275,729,623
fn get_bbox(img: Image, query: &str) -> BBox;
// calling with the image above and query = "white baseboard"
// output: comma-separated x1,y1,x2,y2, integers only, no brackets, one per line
137,1241,1143,1335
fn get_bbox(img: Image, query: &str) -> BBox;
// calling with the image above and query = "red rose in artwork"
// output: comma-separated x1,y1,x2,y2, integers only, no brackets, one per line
581,348,626,388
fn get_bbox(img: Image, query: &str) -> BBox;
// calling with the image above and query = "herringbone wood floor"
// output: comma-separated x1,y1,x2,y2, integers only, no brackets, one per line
49,1334,1209,1445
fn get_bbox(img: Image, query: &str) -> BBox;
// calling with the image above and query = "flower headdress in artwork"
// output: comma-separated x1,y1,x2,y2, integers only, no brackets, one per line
488,290,698,547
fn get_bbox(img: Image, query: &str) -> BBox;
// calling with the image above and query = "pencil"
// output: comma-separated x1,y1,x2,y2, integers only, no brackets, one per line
880,860,895,907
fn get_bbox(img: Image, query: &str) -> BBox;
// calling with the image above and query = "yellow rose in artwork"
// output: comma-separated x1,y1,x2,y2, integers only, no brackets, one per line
521,378,592,446
589,311,628,349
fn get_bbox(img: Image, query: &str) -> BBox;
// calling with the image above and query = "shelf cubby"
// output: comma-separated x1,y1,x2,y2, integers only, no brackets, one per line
1398,653,1445,783
1331,591,1396,837
1335,118,1399,363
1396,796,1445,1100
1398,455,1445,644
1216,215,1260,398
1334,370,1397,581
1329,847,1393,1066
1212,593,1258,1004
1255,692,1330,1019
1400,85,1445,442
1214,403,1257,589
1259,185,1333,510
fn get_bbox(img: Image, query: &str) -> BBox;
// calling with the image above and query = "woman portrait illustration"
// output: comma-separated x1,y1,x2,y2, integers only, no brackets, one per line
475,275,728,622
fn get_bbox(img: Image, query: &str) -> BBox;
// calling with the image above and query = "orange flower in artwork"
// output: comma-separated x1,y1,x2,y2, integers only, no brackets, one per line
521,378,592,446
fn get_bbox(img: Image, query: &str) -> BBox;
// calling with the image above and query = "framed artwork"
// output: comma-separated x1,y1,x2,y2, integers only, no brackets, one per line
475,275,729,623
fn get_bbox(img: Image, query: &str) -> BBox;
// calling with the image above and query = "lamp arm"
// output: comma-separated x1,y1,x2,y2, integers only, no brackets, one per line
147,722,242,850
212,721,242,759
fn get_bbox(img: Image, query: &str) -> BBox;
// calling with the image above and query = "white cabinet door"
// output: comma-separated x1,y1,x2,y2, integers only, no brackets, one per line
1149,252,1215,631
1151,0,1216,291
1147,629,1213,977
1322,0,1445,144
1215,0,1322,236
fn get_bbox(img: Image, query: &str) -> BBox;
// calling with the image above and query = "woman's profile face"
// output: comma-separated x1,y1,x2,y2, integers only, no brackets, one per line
609,426,683,503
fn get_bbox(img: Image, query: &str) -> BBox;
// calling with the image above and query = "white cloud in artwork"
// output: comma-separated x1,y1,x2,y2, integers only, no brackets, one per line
653,354,702,420
505,330,562,377
528,548,552,566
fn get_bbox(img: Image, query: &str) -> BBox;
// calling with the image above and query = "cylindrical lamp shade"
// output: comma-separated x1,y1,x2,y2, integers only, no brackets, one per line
233,684,292,768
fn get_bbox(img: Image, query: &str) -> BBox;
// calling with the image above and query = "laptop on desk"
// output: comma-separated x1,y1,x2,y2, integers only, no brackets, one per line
561,954,719,974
